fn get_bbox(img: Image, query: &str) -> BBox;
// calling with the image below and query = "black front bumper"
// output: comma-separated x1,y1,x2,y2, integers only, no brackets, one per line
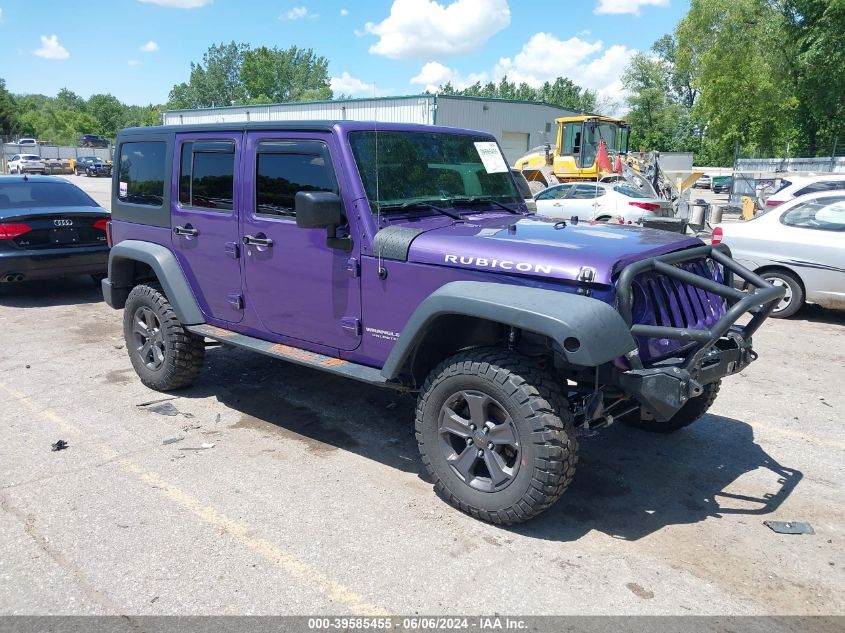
615,244,784,421
0,245,109,282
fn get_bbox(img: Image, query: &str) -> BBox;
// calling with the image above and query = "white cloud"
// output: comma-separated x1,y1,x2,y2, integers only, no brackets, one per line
340,8,349,16
410,61,488,93
409,32,635,110
33,35,69,60
137,0,213,8
139,40,159,53
365,0,511,59
330,72,391,97
493,33,634,104
595,0,669,16
128,59,141,66
283,6,318,20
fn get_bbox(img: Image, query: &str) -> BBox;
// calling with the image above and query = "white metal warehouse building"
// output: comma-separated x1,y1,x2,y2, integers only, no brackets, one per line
162,94,580,163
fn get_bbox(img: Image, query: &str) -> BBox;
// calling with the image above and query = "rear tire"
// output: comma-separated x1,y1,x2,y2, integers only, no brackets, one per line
123,283,205,391
759,270,803,318
415,348,578,525
626,380,721,433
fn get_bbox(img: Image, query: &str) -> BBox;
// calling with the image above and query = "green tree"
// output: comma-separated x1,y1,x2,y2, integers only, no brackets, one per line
675,0,799,163
241,46,332,102
87,93,126,139
168,42,250,108
0,79,16,139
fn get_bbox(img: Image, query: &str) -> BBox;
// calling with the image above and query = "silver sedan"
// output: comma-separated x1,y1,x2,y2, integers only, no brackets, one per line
713,191,845,317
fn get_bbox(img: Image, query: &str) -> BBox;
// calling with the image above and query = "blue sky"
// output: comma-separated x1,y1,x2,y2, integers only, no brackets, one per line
0,0,689,107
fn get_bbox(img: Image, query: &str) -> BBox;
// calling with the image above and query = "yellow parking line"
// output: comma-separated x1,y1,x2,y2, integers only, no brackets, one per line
0,382,389,616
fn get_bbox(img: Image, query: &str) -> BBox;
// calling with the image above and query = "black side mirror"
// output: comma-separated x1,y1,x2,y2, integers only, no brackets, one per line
295,191,342,229
295,191,352,252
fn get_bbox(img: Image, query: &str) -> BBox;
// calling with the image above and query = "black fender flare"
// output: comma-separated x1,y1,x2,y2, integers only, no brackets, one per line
381,281,637,379
104,240,205,325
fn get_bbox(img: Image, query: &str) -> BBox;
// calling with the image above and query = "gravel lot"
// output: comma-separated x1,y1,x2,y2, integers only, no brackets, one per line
0,176,842,617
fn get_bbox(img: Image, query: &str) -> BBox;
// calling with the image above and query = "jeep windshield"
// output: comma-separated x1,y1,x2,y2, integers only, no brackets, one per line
348,131,522,215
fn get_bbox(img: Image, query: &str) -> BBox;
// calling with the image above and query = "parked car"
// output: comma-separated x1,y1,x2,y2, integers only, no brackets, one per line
534,182,673,224
763,174,845,209
74,156,112,177
101,121,783,525
80,134,109,148
712,176,732,194
16,138,38,146
0,175,110,284
712,191,845,317
510,168,537,212
7,154,46,175
694,174,712,189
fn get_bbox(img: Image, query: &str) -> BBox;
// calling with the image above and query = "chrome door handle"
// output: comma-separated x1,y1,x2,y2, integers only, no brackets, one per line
173,226,198,237
242,235,274,247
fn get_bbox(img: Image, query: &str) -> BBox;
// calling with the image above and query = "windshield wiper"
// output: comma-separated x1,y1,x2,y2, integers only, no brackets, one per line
377,201,463,220
448,197,521,214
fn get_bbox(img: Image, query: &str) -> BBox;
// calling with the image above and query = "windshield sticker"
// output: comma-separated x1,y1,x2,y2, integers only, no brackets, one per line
474,142,509,174
119,181,128,197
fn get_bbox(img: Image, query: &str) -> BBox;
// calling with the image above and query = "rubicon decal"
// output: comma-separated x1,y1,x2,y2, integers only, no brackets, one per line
444,254,561,275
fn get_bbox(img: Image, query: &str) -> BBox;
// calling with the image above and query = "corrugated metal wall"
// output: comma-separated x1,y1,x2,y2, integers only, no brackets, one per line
162,95,576,163
164,96,434,126
437,96,569,161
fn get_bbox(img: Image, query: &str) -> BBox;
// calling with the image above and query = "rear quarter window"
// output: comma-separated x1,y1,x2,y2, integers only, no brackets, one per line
117,141,166,207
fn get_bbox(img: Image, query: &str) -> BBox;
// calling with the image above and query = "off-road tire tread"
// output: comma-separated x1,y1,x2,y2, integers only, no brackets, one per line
628,379,721,433
124,283,205,391
415,348,577,525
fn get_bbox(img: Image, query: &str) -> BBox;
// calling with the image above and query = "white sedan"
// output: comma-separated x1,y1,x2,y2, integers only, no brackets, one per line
712,191,845,317
534,182,673,224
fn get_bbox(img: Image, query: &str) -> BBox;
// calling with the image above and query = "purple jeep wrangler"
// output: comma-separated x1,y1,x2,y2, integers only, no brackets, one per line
102,122,783,524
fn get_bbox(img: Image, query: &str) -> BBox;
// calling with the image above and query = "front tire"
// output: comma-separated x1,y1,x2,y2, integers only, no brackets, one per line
123,284,205,391
759,270,803,318
415,348,578,525
626,380,721,433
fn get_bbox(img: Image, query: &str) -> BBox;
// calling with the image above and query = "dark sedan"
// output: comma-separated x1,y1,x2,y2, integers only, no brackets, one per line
712,177,733,194
0,175,110,284
75,156,112,177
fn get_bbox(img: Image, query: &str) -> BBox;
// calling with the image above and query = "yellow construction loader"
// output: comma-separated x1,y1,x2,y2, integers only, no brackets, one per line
514,115,631,193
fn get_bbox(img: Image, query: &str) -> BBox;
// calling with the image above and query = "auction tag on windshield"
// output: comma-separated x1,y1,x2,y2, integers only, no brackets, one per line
119,181,128,197
474,142,509,174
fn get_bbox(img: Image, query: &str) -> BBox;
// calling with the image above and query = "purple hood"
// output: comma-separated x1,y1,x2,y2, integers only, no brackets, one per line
406,215,702,285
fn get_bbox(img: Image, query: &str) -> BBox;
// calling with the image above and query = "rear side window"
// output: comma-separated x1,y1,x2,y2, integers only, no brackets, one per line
795,181,845,197
255,141,336,218
571,184,606,199
117,141,166,207
178,141,235,211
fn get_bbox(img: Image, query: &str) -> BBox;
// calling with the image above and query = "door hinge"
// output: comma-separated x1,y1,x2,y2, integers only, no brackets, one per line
228,293,244,310
346,257,360,278
341,317,361,335
224,242,240,259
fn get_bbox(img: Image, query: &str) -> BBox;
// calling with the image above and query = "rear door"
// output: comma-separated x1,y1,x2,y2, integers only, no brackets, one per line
569,184,606,219
240,131,362,350
171,133,244,323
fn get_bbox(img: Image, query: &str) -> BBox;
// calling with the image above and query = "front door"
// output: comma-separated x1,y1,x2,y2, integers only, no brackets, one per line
171,133,244,323
241,132,362,351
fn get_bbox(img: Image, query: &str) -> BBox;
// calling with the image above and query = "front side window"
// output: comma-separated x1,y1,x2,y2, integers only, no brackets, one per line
178,141,235,211
348,131,520,213
255,141,336,218
117,141,165,207
537,185,572,201
781,196,845,231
